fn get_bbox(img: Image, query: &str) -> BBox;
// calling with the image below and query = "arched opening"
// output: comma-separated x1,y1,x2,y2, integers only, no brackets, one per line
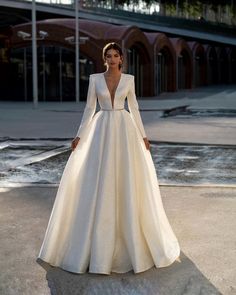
207,47,218,85
178,49,191,89
126,43,150,97
194,46,206,87
229,48,236,84
8,45,94,101
218,48,229,84
156,46,174,94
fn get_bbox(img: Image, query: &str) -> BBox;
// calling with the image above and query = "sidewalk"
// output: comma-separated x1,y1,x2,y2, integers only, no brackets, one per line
0,85,236,145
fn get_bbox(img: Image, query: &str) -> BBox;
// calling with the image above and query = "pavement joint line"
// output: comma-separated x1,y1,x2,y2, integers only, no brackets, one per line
1,138,236,148
0,183,235,189
150,141,236,147
159,183,236,188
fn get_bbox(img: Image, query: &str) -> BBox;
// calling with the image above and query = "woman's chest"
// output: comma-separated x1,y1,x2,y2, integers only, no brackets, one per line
94,75,130,101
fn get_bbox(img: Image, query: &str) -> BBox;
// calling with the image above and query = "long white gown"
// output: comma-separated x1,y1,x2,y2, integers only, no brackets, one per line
37,72,180,274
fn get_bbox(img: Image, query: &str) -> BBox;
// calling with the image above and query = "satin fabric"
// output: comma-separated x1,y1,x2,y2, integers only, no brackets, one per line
37,73,180,274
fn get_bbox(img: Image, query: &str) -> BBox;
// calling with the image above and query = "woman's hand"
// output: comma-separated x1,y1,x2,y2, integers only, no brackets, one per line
143,137,150,150
71,137,80,151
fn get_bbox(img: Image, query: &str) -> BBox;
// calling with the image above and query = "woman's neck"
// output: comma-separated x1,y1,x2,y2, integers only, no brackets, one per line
105,68,121,76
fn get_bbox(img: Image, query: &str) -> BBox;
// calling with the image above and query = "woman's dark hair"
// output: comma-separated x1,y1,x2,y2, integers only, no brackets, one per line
103,42,123,70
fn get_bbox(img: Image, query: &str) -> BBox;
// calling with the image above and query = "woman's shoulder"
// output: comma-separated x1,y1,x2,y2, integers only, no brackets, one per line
122,73,134,81
89,72,134,77
122,73,134,77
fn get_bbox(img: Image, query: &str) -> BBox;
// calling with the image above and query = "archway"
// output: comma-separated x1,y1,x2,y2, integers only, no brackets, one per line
194,45,206,87
229,47,236,84
178,49,192,89
207,47,218,85
171,38,192,90
218,47,229,84
10,19,99,101
9,45,94,101
156,46,175,94
127,42,150,96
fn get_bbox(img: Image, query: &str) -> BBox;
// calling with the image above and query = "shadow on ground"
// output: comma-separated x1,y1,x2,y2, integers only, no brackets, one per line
36,253,221,295
1,186,234,294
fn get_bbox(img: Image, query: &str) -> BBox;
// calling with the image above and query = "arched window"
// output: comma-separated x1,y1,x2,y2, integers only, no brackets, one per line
156,47,174,94
229,48,236,84
126,43,150,97
208,47,218,85
178,49,191,89
218,48,229,84
194,47,206,87
9,45,94,101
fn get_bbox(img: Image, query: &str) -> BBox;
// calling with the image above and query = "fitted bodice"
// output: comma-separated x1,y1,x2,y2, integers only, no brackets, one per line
76,72,147,139
94,73,128,110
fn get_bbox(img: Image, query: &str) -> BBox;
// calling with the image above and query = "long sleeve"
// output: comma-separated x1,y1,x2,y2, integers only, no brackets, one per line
127,75,147,138
76,75,97,139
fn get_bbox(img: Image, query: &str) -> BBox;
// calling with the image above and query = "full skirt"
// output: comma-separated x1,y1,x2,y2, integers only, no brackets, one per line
37,109,180,274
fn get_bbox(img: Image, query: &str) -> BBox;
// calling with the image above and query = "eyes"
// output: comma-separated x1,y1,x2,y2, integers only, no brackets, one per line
106,53,120,58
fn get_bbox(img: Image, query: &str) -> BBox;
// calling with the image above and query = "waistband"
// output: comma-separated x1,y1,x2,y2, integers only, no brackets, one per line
100,108,125,111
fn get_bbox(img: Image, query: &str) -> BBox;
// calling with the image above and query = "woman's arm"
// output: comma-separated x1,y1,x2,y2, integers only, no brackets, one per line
127,75,147,139
75,74,97,139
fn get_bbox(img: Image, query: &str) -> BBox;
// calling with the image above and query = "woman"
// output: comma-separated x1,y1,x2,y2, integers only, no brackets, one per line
37,42,180,275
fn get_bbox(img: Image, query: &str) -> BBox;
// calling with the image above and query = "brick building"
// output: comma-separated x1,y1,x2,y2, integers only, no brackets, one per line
0,18,236,101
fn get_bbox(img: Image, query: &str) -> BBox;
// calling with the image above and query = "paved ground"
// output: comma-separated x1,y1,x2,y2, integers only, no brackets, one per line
0,186,235,295
0,85,236,145
0,85,236,294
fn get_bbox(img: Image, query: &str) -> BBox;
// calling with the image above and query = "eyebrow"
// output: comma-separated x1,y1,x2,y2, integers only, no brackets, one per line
106,53,120,56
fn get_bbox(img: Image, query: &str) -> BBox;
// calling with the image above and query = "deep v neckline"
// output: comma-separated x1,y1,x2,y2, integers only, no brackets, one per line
103,72,123,109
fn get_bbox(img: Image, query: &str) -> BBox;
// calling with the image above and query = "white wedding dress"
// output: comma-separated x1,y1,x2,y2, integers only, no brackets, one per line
37,72,180,274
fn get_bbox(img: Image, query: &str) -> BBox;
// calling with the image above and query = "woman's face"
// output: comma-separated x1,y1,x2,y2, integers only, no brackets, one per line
104,49,122,70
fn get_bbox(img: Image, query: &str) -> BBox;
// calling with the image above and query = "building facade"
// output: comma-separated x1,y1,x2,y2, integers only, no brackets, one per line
0,18,235,101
